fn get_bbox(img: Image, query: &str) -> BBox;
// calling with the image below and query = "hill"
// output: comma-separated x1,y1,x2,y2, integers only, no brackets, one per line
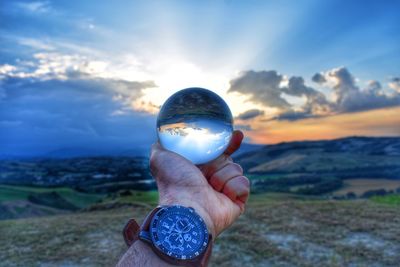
236,136,400,174
1,192,399,267
0,156,155,192
235,137,400,195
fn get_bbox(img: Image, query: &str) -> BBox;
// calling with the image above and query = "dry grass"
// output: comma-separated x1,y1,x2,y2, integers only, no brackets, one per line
1,196,400,267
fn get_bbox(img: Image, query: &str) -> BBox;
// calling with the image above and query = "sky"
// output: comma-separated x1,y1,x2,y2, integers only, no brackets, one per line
0,0,399,157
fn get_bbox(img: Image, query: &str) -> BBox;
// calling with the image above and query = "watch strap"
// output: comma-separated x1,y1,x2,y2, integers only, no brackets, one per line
123,207,162,247
122,218,140,247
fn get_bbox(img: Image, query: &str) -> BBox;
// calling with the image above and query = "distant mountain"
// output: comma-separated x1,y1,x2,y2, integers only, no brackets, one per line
236,136,400,179
1,136,399,196
0,156,153,191
0,146,150,160
233,142,265,157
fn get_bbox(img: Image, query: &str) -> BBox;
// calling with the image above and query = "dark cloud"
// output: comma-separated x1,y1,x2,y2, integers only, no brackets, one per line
311,73,326,84
328,67,400,113
389,77,400,92
272,111,312,121
228,70,333,120
366,80,382,93
236,109,264,120
228,70,290,109
327,67,359,105
0,76,157,157
228,67,400,121
282,76,317,97
234,124,253,131
282,76,333,116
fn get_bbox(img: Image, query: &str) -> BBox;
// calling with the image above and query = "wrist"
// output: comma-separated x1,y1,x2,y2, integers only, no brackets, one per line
158,194,217,238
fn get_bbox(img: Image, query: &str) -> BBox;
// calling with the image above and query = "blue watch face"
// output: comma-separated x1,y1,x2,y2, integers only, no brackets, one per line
150,205,209,260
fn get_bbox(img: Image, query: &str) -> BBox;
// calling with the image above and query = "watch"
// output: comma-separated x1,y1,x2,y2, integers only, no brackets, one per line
123,205,213,267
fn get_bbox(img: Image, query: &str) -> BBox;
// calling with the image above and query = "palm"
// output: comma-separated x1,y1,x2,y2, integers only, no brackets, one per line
150,131,249,237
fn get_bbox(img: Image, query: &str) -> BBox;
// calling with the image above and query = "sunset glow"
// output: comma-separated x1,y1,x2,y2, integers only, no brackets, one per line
246,107,400,144
1,0,399,157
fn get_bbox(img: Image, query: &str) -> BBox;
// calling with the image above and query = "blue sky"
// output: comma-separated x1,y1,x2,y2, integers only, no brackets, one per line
1,0,399,157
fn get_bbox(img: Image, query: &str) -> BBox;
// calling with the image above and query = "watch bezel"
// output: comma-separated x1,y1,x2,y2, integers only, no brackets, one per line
149,205,209,260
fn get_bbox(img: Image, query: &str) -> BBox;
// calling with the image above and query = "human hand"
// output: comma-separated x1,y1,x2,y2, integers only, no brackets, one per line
150,130,250,238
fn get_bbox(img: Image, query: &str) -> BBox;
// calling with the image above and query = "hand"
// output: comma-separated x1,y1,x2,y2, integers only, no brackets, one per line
150,130,250,238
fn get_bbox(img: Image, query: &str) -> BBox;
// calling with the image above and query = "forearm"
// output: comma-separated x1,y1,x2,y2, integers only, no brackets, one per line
116,240,176,267
117,200,215,267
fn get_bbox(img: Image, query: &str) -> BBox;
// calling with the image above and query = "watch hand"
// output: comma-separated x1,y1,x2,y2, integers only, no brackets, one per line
169,223,177,234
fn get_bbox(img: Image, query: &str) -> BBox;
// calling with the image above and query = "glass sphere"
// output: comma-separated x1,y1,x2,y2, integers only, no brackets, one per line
157,87,233,165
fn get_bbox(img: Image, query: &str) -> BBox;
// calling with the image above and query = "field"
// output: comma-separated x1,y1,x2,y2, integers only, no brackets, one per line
1,137,400,266
333,179,400,197
1,191,400,267
0,185,104,220
371,194,400,206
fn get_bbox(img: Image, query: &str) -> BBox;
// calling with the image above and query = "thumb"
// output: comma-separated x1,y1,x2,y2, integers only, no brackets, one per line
149,142,166,178
150,142,163,157
224,130,244,156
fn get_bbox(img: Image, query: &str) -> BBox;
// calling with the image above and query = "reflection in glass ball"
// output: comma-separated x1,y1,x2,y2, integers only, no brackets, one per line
157,87,233,165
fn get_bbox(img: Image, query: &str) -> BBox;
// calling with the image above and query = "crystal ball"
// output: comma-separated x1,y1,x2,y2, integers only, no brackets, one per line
157,87,233,164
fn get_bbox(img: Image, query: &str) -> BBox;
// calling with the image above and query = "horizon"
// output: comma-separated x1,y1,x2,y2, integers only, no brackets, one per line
2,135,400,159
1,0,400,157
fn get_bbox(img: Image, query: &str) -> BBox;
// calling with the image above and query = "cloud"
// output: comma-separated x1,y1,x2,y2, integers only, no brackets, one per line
0,76,156,157
366,80,382,93
326,67,359,105
236,109,264,120
228,67,400,121
271,111,313,121
0,64,17,76
311,73,326,84
16,1,52,13
17,38,55,51
282,76,333,116
389,77,400,93
0,53,105,80
228,70,290,109
235,124,253,131
228,70,333,120
325,67,400,113
0,54,157,157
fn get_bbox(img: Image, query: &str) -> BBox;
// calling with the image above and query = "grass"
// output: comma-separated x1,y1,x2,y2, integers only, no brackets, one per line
371,194,400,206
0,185,104,208
97,190,159,207
1,191,400,267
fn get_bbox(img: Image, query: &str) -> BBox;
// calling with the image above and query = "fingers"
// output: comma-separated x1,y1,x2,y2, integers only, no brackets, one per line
223,176,250,212
208,162,250,211
209,163,243,191
224,130,244,156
